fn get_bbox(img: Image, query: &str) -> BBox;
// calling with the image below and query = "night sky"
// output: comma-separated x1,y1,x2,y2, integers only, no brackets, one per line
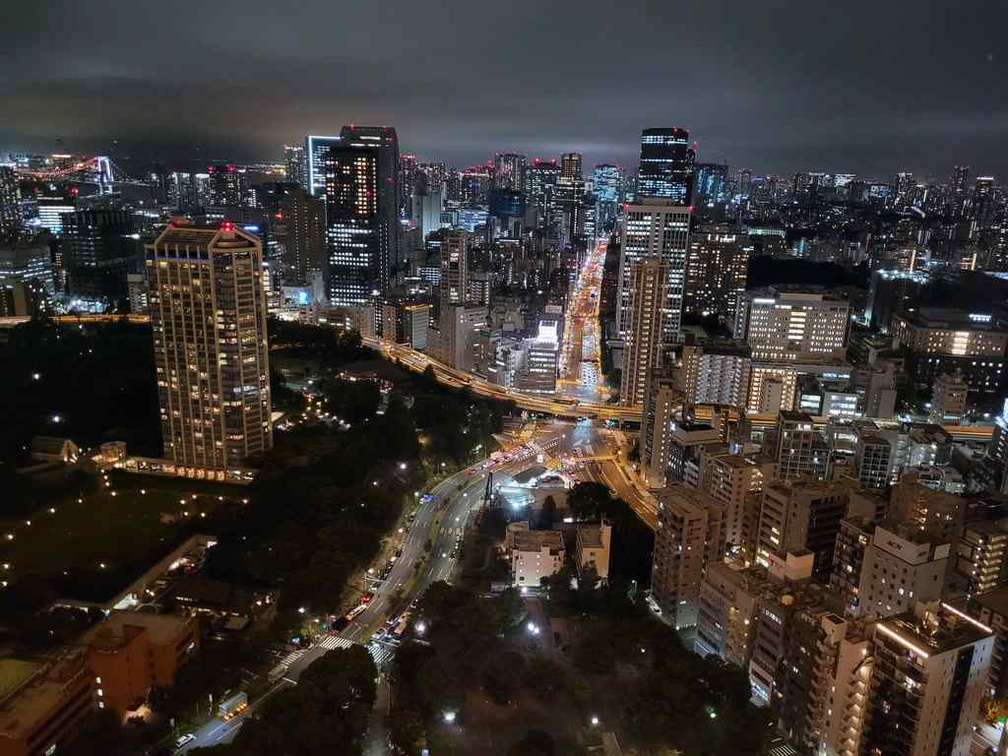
3,0,1006,178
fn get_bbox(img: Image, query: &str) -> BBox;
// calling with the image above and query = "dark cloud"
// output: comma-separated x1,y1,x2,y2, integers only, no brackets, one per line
1,0,1006,178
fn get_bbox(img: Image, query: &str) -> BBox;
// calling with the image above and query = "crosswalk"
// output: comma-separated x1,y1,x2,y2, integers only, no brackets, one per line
367,641,396,668
317,635,355,652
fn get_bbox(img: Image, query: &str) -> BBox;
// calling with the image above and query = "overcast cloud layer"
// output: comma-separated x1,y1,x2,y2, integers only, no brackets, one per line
2,0,1005,179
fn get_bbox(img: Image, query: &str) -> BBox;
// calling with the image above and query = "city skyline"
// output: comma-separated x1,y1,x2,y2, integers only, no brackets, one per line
2,1,1006,177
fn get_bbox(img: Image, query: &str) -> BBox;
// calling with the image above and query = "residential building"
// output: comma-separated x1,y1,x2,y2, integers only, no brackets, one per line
701,452,764,553
439,230,470,306
734,289,850,362
696,562,771,663
575,521,612,580
651,484,725,629
678,338,751,408
775,410,829,480
146,223,273,473
620,260,668,406
641,374,678,488
930,371,968,423
831,518,949,618
955,519,1008,597
510,530,565,587
616,199,691,340
889,472,965,540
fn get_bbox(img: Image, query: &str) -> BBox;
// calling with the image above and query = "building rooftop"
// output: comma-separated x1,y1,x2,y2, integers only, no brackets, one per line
0,648,90,742
897,307,1006,332
513,530,565,553
81,611,191,651
879,604,991,655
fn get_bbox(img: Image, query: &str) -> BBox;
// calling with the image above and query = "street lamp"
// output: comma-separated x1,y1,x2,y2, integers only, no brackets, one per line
443,710,456,724
298,607,306,614
399,462,407,470
590,715,600,726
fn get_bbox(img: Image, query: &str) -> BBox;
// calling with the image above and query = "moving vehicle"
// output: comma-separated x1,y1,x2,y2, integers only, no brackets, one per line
218,691,248,721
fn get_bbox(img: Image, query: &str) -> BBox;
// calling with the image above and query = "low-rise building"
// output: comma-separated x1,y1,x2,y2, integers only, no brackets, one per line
575,521,612,581
510,530,565,587
0,649,94,756
81,612,198,715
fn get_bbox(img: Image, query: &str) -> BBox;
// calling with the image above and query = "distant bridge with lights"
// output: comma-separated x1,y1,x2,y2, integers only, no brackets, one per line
14,155,144,194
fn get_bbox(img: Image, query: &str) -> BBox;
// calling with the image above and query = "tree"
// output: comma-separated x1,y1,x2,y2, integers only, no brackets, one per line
507,729,555,756
538,495,558,529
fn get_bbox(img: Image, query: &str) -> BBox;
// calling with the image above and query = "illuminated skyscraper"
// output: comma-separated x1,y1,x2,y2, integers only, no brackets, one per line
439,230,470,306
146,223,272,472
592,163,624,232
616,199,691,340
693,162,728,205
561,152,583,181
493,153,528,192
621,259,669,406
207,163,244,207
284,143,307,190
324,126,400,305
304,135,341,197
526,158,561,227
636,127,694,204
0,166,19,240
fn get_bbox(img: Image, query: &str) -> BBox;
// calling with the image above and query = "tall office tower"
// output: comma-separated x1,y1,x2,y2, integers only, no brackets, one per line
678,339,751,408
284,143,307,189
692,162,728,205
60,208,139,298
0,166,20,240
735,168,753,198
255,183,325,284
620,260,669,406
146,223,272,472
592,163,624,232
734,289,850,362
526,158,561,227
207,164,244,207
831,518,949,617
651,484,725,629
304,135,341,197
439,230,470,306
701,452,764,553
683,225,750,322
636,127,694,203
399,152,419,218
324,125,400,305
774,410,830,480
493,153,528,192
561,152,583,181
411,185,443,240
616,199,691,339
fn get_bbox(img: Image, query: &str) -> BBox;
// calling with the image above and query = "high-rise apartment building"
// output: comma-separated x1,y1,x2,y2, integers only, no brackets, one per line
324,126,400,306
620,260,668,406
439,230,470,306
678,339,751,408
146,223,272,473
955,519,1008,597
734,289,850,362
651,484,725,629
701,452,765,552
616,199,691,339
641,374,678,488
683,225,750,322
636,127,694,203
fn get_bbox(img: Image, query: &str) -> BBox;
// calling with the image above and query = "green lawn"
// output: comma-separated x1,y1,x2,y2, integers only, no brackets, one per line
0,470,246,601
